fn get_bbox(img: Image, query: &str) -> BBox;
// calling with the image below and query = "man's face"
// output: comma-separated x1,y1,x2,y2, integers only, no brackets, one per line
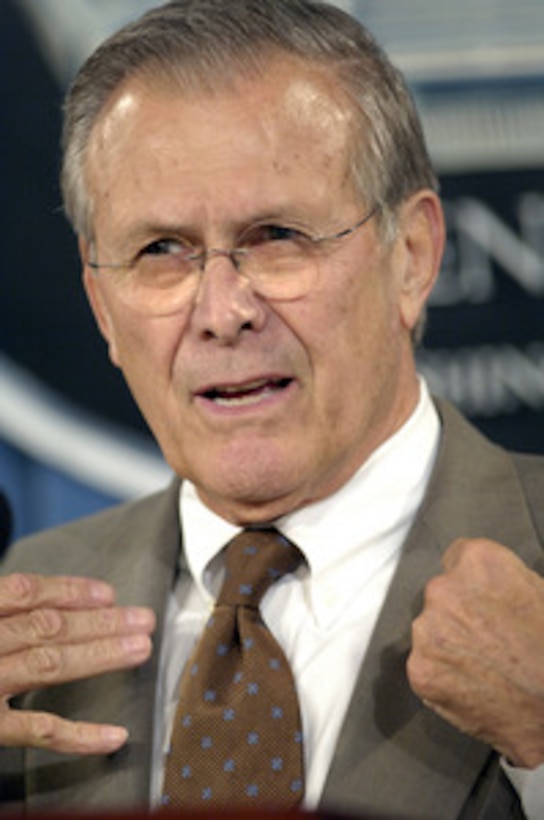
83,57,442,524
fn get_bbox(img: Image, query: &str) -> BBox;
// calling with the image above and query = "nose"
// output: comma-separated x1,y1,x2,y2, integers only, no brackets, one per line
198,247,247,270
189,251,267,345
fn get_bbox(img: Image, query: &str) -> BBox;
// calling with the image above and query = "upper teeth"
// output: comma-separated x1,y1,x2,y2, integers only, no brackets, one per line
220,379,268,395
206,378,288,406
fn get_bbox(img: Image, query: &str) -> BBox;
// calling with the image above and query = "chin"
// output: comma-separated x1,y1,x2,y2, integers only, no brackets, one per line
168,434,313,515
198,462,309,523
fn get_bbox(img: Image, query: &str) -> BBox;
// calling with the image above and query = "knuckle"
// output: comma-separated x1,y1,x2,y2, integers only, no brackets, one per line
0,573,40,607
31,712,59,747
406,652,434,698
449,537,499,571
60,578,91,608
423,573,447,607
410,613,426,645
95,607,122,634
462,539,489,567
25,646,63,681
26,609,64,642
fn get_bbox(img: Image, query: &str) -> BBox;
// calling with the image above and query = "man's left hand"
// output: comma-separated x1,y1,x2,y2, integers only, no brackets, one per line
408,538,544,768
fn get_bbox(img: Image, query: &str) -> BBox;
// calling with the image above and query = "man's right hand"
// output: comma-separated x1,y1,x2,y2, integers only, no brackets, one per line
0,572,155,755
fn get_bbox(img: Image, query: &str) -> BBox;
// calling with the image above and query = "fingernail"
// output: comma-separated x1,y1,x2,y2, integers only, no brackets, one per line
102,725,128,747
89,580,114,604
122,634,151,654
126,608,155,630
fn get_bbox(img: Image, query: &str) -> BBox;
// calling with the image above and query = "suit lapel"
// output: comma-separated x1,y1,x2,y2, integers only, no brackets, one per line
321,400,543,818
23,479,181,811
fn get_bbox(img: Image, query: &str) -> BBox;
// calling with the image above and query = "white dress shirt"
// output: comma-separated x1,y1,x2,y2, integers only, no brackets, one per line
151,379,544,817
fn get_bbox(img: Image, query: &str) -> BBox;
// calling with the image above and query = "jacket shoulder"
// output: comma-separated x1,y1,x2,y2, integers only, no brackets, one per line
1,479,180,576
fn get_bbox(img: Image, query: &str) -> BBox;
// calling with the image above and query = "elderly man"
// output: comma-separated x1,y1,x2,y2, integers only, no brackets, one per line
2,1,544,817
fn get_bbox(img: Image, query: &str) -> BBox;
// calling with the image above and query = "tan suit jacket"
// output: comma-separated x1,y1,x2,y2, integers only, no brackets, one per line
1,399,543,818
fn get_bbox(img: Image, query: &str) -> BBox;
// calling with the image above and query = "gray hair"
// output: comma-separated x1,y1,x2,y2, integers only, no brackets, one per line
61,0,437,245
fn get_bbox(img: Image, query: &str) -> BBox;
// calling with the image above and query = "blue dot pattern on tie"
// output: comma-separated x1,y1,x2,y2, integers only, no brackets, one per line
162,528,304,808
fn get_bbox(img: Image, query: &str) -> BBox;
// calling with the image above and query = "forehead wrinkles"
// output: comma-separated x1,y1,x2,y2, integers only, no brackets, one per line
86,61,360,232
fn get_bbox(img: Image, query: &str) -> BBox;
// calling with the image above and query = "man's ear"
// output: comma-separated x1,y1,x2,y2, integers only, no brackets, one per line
395,189,445,333
79,236,121,367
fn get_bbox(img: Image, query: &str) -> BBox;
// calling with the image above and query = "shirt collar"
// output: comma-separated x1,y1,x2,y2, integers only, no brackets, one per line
277,379,440,625
179,483,239,608
180,379,440,623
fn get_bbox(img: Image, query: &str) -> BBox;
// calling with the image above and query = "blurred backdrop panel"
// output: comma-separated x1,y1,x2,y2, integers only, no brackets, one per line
1,0,544,544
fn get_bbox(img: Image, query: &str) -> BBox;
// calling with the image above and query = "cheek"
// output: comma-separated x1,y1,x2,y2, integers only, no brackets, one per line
316,257,393,356
106,309,187,405
313,263,400,407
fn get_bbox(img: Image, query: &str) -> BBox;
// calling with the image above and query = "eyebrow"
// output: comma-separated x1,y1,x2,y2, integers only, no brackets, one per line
122,220,194,244
116,208,316,248
123,208,300,239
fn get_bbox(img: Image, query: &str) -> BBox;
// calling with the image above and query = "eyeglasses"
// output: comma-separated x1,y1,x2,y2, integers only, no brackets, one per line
87,206,378,316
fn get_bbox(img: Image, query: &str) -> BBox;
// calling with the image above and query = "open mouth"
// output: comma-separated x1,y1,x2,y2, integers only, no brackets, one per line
201,377,293,407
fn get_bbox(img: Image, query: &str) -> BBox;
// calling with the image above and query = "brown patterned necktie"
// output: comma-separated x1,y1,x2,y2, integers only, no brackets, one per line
162,527,305,810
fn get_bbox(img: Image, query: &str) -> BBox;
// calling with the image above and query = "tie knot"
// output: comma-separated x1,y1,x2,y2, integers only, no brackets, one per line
217,528,302,608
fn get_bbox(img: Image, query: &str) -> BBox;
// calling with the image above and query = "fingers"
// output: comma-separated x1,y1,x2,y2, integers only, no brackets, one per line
0,608,155,698
0,707,129,755
441,536,519,575
0,605,155,656
0,573,115,616
0,573,156,698
0,573,157,756
0,631,153,698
